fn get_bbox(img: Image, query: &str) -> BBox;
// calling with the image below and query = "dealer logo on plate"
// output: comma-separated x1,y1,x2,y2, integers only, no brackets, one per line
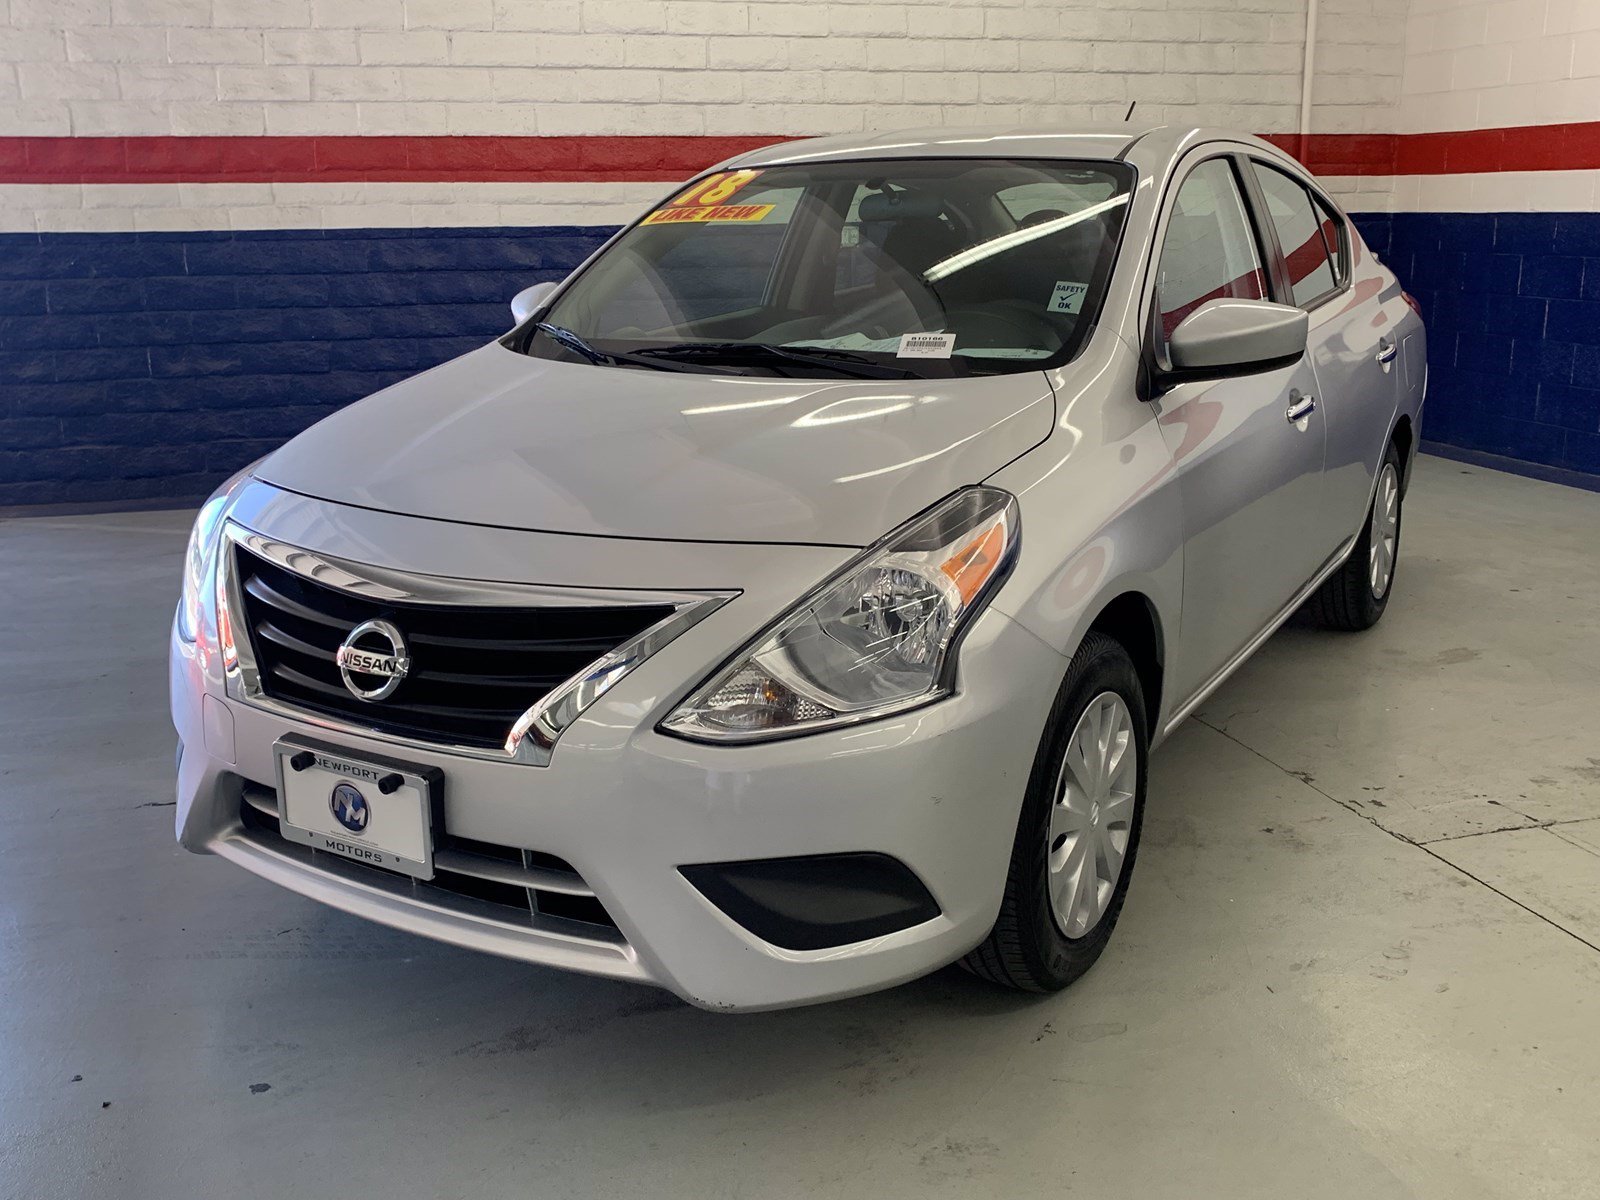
329,783,369,834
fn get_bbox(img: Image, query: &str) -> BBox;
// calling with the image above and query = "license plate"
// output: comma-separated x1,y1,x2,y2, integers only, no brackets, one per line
273,737,443,880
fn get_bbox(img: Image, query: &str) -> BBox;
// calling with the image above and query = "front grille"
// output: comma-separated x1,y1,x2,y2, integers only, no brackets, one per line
234,545,674,751
239,784,623,940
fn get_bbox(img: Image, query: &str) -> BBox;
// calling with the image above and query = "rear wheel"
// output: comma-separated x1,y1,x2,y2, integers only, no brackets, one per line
963,632,1148,993
1313,441,1404,631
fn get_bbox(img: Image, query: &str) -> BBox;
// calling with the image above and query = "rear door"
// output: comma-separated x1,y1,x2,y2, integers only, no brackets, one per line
1244,159,1400,548
1147,153,1329,707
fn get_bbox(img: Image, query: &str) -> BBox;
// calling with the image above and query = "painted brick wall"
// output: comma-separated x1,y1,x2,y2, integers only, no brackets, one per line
0,225,612,506
1385,0,1600,476
5,0,1404,140
1364,211,1600,475
1,0,1412,234
1400,0,1600,134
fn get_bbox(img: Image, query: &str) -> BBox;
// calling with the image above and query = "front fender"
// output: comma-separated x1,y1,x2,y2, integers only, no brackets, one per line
985,352,1185,741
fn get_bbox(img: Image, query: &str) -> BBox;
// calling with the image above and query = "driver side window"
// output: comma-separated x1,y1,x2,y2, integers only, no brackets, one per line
1154,159,1267,346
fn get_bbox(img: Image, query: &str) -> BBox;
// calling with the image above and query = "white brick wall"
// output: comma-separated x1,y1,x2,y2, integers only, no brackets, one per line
1399,0,1600,132
4,0,1474,229
2,0,1409,142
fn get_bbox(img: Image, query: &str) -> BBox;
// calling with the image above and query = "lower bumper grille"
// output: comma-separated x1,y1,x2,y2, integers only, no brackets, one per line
238,783,622,942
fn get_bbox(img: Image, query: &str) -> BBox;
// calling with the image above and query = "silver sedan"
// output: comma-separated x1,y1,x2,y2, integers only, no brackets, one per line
171,125,1425,1009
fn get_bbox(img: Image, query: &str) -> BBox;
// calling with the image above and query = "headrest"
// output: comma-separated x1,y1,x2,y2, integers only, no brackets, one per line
857,189,949,224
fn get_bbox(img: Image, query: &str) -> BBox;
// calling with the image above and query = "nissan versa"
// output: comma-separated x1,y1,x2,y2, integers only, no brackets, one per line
171,125,1425,1011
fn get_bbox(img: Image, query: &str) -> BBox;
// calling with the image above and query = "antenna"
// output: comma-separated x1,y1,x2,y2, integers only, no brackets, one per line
1124,101,1137,122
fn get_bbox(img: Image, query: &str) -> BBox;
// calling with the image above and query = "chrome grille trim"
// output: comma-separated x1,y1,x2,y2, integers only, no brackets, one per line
218,522,734,765
230,525,719,609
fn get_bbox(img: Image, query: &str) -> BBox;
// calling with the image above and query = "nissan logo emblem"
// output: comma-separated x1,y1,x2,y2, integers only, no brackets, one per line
335,618,410,701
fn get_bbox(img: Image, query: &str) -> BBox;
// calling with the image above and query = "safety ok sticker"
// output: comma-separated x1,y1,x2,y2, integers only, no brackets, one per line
642,203,775,225
1048,280,1088,315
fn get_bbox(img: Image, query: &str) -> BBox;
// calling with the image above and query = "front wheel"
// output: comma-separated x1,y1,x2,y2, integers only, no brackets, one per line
962,632,1148,993
1313,441,1404,631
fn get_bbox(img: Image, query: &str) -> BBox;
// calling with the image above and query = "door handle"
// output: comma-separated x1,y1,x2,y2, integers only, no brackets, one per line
1377,338,1398,366
1286,391,1317,423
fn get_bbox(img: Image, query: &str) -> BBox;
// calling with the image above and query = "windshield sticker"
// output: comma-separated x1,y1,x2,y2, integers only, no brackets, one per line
646,203,777,227
787,334,902,353
668,169,763,209
956,347,1053,359
642,203,774,226
897,332,957,359
1048,280,1089,315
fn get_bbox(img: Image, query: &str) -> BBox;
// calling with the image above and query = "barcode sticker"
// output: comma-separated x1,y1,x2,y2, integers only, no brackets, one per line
897,332,957,358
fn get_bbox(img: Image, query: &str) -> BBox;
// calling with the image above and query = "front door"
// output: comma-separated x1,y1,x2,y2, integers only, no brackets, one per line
1245,159,1404,551
1148,154,1329,709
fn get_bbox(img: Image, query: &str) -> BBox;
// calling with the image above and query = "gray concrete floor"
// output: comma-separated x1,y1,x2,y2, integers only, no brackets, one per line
2,454,1598,1200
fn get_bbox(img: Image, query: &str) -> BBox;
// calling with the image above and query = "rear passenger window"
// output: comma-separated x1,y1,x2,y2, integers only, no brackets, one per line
1251,163,1343,307
1154,158,1269,343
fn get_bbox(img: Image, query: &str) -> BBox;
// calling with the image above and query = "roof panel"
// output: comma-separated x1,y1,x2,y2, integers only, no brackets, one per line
722,124,1168,170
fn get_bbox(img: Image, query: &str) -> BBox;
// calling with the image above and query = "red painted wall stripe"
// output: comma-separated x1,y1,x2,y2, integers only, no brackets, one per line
1267,121,1600,175
0,135,790,184
2,123,1599,185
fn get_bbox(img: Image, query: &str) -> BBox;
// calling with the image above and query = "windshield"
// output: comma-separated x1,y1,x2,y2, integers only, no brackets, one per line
509,157,1135,379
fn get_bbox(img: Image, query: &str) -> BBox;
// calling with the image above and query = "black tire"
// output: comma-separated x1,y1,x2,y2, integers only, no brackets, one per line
962,632,1149,993
1313,441,1405,631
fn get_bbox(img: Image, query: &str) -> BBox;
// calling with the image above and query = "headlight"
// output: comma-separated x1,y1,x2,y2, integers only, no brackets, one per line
661,487,1019,742
176,466,255,643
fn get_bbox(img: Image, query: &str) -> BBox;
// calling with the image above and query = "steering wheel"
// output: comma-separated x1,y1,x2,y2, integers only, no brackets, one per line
940,301,1061,350
817,290,935,341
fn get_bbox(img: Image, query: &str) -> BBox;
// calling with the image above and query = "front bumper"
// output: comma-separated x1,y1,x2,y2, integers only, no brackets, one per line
172,494,1065,1011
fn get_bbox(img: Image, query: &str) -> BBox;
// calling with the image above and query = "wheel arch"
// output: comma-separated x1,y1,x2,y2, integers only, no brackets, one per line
1084,591,1164,738
1390,413,1416,493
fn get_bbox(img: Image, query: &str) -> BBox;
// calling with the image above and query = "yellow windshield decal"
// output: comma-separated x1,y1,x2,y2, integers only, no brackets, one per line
669,169,762,208
642,203,775,225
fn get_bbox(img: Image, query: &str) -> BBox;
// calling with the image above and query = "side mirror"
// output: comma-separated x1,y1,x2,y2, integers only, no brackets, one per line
1164,298,1308,382
509,281,558,327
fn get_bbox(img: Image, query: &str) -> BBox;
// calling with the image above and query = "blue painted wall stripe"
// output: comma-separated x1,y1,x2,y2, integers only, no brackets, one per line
1356,211,1600,478
0,226,614,507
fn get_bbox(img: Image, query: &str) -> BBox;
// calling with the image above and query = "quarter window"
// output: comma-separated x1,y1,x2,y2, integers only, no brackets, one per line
1154,158,1269,342
1251,163,1343,307
1315,193,1347,286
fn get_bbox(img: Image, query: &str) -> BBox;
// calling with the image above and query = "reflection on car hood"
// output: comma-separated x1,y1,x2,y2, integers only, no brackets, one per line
255,343,1055,546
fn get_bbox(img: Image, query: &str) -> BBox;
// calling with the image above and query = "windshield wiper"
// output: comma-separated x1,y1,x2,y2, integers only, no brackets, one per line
634,342,918,380
533,322,610,364
532,323,733,374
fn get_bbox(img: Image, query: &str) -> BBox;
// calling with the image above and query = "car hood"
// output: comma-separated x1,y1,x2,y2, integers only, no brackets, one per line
255,343,1055,546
